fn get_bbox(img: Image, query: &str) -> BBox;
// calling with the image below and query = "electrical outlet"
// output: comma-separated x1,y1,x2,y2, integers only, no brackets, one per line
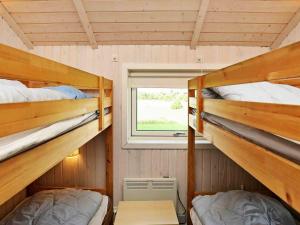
196,57,202,63
112,55,118,62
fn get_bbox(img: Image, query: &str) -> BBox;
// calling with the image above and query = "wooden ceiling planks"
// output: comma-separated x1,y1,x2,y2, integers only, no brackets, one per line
1,0,300,48
271,7,300,49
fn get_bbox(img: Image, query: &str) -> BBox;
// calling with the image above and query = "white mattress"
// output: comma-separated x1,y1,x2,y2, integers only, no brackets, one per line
0,111,98,161
190,208,203,225
211,81,300,105
0,81,72,104
89,195,109,225
0,195,109,225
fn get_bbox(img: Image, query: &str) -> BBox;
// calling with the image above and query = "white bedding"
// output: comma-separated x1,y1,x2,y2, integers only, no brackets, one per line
0,111,97,161
0,84,72,103
190,208,203,225
89,196,109,225
212,81,300,105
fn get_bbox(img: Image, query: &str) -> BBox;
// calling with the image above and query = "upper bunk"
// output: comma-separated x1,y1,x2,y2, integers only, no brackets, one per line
0,43,113,205
187,41,300,213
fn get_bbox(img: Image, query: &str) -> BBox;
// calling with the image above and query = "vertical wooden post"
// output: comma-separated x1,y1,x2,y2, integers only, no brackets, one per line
197,77,204,134
105,125,113,201
105,79,113,202
187,125,195,225
187,82,196,225
187,77,203,225
98,77,104,130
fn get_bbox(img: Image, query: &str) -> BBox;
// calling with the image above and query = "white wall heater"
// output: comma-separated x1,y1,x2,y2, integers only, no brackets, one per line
123,178,177,206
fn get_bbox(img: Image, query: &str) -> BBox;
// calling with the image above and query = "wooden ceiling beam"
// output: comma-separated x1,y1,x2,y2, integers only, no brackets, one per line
191,0,210,49
0,3,33,49
72,0,97,49
271,7,300,49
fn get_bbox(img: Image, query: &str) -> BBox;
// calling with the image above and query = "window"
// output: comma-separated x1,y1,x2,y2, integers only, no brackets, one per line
132,88,188,137
121,63,219,149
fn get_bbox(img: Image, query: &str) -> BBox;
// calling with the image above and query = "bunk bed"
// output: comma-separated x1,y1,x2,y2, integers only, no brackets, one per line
187,41,300,225
0,44,113,224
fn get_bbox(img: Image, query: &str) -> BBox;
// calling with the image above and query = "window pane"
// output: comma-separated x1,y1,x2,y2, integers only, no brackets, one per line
136,88,187,131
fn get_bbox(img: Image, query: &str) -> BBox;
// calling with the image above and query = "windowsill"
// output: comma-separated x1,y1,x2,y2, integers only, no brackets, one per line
122,137,214,150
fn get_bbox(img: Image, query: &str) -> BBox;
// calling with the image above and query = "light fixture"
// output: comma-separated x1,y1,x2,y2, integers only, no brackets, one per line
67,149,80,158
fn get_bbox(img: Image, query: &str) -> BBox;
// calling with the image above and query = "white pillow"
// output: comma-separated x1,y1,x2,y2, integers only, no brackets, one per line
212,82,300,105
0,79,27,88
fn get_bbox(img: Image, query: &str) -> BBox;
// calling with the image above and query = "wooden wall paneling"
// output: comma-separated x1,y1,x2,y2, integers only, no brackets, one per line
78,144,88,186
0,17,27,50
218,151,227,191
210,149,219,192
195,150,202,193
141,150,152,178
32,134,106,189
202,149,212,192
151,150,161,177
0,190,27,220
280,20,300,47
175,150,187,209
160,151,169,177
168,151,177,179
194,148,269,194
86,140,97,187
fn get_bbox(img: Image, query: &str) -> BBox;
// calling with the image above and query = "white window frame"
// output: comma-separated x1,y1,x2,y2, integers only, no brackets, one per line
121,63,229,150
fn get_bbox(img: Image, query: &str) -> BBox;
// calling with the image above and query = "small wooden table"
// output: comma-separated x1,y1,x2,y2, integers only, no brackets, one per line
114,200,179,225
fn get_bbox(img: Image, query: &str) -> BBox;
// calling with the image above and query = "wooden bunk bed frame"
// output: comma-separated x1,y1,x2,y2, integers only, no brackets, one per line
0,44,113,206
187,41,300,223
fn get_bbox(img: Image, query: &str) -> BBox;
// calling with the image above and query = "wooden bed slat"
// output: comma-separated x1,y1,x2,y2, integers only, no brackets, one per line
104,97,112,108
0,44,99,89
27,185,106,196
203,122,300,213
0,120,100,205
204,99,300,142
103,113,112,130
272,77,300,88
203,41,300,88
0,98,98,138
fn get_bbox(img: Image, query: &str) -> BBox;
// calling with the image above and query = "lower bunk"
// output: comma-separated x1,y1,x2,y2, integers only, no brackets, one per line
0,187,113,225
190,190,299,225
